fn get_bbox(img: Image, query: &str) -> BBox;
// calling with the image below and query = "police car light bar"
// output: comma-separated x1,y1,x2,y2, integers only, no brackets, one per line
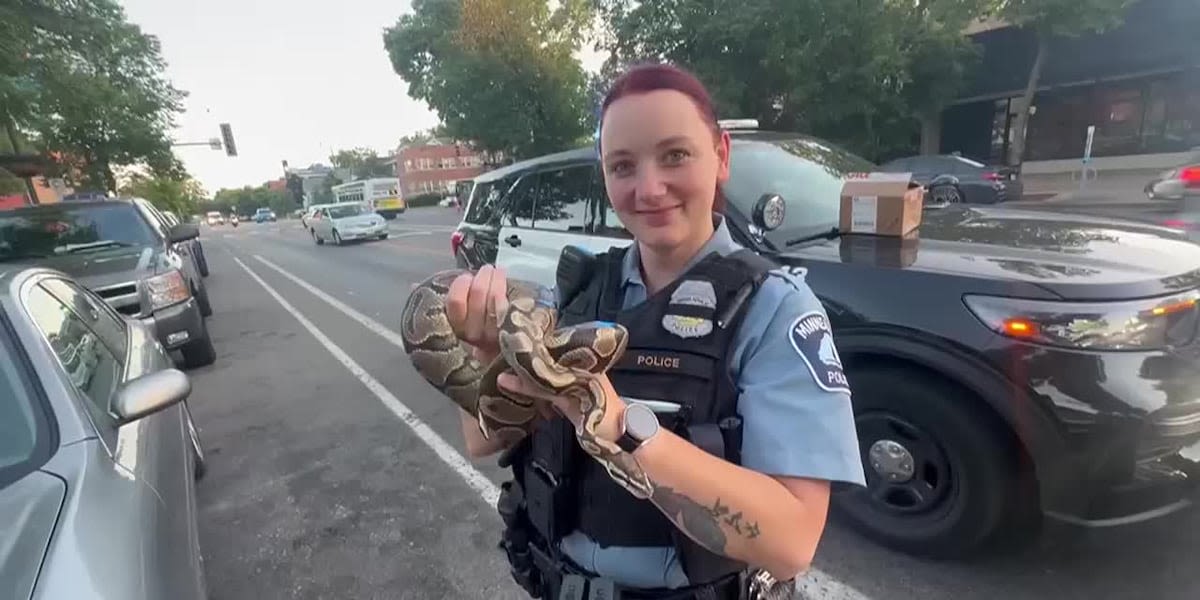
719,119,759,130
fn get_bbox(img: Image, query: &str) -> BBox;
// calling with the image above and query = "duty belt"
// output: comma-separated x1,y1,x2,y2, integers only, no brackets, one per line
527,542,744,600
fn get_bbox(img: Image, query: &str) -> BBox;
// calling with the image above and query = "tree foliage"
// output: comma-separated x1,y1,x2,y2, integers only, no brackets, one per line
594,0,992,162
206,186,293,218
118,172,206,216
0,0,186,192
329,147,394,180
383,0,593,160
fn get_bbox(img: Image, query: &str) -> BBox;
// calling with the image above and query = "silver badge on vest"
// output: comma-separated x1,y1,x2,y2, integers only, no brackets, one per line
661,279,717,339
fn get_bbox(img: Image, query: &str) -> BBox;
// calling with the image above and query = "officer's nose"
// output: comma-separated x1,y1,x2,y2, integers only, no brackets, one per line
634,167,668,203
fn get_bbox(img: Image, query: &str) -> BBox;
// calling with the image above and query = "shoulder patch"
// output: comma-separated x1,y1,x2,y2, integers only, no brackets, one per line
788,311,851,394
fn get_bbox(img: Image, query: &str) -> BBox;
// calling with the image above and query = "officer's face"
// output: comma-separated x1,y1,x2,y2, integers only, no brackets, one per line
600,90,731,252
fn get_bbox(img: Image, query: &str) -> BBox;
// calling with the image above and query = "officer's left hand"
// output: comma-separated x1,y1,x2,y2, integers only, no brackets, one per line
497,372,625,443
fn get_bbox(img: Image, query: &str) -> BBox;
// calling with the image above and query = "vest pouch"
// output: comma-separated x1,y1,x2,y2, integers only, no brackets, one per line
523,419,579,543
673,527,749,586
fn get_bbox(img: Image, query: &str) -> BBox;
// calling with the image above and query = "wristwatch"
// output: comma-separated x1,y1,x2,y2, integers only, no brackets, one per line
616,402,660,453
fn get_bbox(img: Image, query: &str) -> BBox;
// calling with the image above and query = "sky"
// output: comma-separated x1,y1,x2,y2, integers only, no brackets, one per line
118,0,605,196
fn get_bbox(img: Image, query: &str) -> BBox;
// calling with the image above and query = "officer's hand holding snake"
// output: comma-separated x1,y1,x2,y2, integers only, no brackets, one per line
400,268,655,500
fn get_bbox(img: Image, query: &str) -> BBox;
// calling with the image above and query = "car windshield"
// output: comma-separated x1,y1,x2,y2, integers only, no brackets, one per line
0,204,158,262
722,138,876,244
328,204,364,218
0,324,39,484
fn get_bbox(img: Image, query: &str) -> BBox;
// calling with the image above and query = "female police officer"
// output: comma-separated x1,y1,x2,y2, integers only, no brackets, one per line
445,63,866,599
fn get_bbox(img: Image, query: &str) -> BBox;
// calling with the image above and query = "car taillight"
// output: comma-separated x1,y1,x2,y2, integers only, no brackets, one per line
450,230,464,256
1179,165,1200,188
983,172,1003,181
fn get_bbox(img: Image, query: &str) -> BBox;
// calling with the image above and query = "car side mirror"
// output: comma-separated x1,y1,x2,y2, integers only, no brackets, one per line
168,223,200,243
113,369,192,425
751,193,786,231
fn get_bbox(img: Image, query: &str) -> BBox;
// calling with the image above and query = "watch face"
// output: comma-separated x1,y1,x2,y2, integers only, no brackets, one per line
625,404,659,440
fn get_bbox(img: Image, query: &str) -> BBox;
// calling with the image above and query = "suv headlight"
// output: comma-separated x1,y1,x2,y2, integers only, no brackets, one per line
144,269,191,310
964,290,1200,350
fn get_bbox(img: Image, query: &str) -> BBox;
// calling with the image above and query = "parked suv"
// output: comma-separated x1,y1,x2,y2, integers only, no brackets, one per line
453,130,1200,558
0,198,217,368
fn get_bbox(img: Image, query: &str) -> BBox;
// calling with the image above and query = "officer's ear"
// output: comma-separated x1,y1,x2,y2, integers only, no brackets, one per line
556,245,596,308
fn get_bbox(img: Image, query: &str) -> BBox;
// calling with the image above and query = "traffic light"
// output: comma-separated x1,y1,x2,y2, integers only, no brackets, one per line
219,123,238,157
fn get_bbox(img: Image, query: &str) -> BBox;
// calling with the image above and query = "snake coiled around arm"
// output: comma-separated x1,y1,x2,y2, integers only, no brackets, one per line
399,269,654,499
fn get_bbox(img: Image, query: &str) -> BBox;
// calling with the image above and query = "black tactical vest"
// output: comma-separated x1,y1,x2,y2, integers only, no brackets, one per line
509,244,775,584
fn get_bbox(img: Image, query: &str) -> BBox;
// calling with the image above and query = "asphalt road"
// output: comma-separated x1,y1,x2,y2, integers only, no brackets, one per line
187,207,1194,600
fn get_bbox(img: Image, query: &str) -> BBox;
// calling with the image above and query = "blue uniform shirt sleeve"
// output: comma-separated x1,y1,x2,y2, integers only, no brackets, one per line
729,269,867,487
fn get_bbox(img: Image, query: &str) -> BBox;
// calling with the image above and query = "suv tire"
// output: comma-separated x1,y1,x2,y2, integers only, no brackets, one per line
180,321,217,369
831,365,1035,559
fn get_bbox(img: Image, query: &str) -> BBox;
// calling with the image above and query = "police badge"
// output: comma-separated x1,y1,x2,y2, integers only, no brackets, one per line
661,279,717,339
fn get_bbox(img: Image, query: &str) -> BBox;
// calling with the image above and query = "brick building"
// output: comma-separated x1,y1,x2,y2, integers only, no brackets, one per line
394,140,490,197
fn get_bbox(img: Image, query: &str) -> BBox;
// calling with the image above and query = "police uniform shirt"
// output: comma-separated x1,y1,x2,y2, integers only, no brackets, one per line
557,214,867,589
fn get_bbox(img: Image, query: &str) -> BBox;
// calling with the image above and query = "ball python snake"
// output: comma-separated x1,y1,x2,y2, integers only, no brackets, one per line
399,269,654,499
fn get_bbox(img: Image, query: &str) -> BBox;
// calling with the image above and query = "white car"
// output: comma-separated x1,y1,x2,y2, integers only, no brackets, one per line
205,211,224,226
310,202,389,245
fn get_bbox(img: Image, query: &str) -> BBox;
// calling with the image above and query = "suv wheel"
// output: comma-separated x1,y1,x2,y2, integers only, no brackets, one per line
180,319,217,369
832,365,1036,558
332,230,343,246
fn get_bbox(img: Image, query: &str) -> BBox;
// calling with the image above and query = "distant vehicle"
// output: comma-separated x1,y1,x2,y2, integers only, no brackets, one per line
253,207,277,223
332,178,406,219
310,202,388,246
205,211,224,226
0,199,217,368
0,265,208,600
879,154,1023,204
301,203,339,231
1145,149,1200,200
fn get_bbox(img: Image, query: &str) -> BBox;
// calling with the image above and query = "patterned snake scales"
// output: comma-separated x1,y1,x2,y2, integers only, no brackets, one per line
399,270,654,499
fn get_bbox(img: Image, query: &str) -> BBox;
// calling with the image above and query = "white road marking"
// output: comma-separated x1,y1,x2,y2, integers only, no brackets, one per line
250,254,874,600
231,255,501,508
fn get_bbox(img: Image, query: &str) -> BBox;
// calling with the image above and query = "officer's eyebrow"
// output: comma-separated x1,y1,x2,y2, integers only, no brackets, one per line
603,136,695,162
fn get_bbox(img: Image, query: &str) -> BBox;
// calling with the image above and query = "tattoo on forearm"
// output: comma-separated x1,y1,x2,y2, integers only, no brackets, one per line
650,485,761,556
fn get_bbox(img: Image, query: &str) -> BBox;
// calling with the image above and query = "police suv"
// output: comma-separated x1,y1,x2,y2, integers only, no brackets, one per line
452,123,1200,558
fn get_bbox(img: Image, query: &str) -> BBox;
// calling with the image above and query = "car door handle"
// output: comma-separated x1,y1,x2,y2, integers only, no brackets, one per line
505,235,522,247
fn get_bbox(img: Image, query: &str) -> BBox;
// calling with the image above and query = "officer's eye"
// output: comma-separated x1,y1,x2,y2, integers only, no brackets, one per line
662,148,690,166
607,160,635,177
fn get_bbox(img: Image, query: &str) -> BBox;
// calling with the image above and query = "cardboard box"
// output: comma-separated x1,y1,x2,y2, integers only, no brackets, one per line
839,172,924,236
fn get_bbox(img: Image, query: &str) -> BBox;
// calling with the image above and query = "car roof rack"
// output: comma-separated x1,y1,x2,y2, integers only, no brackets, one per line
718,119,759,130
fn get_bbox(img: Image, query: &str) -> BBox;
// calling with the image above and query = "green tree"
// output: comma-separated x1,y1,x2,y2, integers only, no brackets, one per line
383,0,592,160
119,172,206,216
329,147,394,180
997,0,1136,165
595,0,991,161
397,124,449,147
208,185,292,218
1,0,186,192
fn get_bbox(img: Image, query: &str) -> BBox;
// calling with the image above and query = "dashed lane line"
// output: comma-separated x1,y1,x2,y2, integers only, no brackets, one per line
231,255,501,509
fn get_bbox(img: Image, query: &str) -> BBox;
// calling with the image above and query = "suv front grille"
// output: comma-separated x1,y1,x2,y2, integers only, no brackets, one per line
93,281,143,317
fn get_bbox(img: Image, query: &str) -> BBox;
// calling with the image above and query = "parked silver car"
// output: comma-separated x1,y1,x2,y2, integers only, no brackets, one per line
0,266,208,600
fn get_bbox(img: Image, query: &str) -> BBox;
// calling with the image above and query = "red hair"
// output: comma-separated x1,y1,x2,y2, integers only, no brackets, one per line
599,63,727,212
